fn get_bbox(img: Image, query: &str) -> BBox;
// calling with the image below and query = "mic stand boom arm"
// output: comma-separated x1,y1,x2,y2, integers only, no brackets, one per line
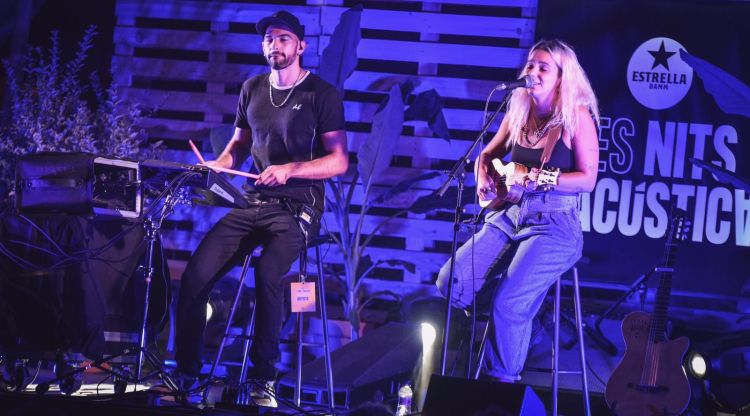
437,95,507,377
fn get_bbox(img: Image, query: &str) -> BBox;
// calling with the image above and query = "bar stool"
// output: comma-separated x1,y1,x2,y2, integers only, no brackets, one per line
204,233,335,411
473,267,591,416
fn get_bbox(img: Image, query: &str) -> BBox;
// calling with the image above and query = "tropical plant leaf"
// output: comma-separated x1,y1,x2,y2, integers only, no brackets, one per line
404,88,451,141
318,5,362,93
369,171,441,207
378,259,416,274
679,49,750,118
407,186,478,214
358,84,404,190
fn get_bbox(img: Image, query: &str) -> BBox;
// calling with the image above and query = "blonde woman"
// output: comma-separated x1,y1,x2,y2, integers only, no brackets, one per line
436,39,599,382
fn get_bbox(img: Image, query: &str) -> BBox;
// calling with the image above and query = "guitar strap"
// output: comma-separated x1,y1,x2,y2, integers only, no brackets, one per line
540,125,563,170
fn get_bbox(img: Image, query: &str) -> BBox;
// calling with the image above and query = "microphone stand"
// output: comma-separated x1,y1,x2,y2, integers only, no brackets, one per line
437,91,510,377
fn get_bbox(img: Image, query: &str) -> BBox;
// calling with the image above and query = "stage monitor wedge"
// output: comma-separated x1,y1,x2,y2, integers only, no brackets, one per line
422,375,545,416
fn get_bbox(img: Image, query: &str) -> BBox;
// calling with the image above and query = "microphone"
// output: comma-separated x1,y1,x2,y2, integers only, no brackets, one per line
495,75,537,91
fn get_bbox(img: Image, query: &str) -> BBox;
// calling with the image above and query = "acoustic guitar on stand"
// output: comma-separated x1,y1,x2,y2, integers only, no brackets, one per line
605,210,691,416
478,158,559,211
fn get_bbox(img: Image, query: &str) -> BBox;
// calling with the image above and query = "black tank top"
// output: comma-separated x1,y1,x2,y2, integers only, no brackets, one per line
511,139,574,172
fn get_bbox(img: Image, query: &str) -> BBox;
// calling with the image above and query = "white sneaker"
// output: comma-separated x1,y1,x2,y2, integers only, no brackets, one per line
249,380,278,408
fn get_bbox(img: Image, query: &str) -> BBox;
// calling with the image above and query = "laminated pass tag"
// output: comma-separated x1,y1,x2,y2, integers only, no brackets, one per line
291,282,316,312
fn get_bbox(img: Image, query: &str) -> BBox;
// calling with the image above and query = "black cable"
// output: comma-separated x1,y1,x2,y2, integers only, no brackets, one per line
3,169,198,275
95,373,112,397
27,360,42,387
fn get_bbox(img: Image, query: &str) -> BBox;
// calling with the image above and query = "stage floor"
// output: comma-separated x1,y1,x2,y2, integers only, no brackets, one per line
1,365,609,416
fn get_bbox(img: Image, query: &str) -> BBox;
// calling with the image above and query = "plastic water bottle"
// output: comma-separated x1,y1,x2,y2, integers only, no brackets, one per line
396,383,413,416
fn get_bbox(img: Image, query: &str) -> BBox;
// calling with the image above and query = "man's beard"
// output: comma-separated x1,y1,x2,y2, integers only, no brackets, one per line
267,53,295,70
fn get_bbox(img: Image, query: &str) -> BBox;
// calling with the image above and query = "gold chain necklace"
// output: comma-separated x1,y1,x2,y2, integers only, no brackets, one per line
524,115,555,147
269,70,305,108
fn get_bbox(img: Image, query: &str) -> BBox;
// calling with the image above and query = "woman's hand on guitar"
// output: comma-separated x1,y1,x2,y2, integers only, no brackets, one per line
526,168,541,189
477,175,496,201
505,172,531,189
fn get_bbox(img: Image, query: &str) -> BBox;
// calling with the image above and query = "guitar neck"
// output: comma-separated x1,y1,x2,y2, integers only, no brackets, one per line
650,243,677,342
649,214,685,343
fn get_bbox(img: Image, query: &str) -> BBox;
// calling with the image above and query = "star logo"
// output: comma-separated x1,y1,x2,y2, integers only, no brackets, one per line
648,40,676,70
292,103,302,110
627,37,693,110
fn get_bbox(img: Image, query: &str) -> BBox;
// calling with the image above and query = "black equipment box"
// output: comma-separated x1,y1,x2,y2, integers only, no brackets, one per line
15,152,142,218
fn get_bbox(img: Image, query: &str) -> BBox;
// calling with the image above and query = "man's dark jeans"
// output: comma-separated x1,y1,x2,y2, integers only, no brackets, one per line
175,201,317,380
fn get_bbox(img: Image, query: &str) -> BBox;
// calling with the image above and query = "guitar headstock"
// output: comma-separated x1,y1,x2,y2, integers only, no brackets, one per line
537,167,560,188
669,208,691,242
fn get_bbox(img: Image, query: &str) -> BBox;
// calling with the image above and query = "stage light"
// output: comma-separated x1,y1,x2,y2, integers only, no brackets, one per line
687,333,750,413
421,322,437,348
687,351,707,379
206,302,214,323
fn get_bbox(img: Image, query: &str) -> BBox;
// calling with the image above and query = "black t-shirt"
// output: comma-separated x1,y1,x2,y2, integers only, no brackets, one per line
234,72,346,211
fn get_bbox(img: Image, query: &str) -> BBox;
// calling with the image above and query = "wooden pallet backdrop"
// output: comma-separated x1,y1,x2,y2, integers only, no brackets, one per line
112,0,538,304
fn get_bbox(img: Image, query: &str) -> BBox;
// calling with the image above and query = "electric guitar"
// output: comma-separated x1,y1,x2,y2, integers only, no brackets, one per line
605,210,691,416
478,158,559,210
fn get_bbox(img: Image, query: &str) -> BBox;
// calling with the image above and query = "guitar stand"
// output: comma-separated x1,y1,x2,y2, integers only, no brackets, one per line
590,266,666,356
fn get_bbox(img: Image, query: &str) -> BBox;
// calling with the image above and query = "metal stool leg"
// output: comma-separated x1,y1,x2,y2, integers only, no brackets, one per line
552,275,561,416
315,244,335,410
203,254,253,403
473,320,490,380
295,311,303,406
206,255,251,378
292,236,336,409
572,267,591,416
294,238,308,407
237,299,257,403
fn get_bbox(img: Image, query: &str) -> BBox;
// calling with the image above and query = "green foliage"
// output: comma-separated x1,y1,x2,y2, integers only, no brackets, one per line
0,26,147,195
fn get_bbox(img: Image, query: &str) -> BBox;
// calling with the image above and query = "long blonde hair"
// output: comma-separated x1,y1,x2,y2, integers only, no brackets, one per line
504,39,599,145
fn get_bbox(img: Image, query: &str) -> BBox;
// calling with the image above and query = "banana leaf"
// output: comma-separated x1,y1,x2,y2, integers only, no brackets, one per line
368,171,441,207
408,186,478,214
318,4,362,93
358,84,404,190
404,88,451,141
680,49,750,118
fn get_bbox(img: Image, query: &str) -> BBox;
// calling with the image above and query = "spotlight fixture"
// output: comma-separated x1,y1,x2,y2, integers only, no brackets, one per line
686,350,707,379
206,302,214,323
421,322,437,348
689,332,750,413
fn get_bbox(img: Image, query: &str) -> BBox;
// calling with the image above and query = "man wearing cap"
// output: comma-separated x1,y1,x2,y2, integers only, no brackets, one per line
174,10,348,407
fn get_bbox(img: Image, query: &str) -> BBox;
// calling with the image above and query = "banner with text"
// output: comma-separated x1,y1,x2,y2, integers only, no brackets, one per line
537,0,750,296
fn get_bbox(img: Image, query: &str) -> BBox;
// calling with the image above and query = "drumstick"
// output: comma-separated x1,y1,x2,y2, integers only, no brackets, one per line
188,139,259,179
188,139,207,164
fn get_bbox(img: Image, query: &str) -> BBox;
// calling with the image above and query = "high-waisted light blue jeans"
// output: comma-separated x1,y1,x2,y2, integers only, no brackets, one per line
436,191,583,380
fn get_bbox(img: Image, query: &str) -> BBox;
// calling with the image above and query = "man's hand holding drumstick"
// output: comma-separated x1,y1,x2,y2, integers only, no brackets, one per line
188,139,259,180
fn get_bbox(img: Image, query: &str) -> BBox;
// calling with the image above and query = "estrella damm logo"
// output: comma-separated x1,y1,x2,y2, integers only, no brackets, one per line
627,37,693,110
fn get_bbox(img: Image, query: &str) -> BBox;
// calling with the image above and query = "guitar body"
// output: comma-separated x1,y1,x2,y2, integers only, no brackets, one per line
605,311,691,416
478,159,528,210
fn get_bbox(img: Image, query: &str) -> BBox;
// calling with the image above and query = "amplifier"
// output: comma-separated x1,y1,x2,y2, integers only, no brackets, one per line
92,157,141,218
15,153,142,218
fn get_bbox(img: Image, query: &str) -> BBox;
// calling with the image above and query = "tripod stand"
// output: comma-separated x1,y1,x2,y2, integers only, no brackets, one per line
29,159,255,396
35,187,186,395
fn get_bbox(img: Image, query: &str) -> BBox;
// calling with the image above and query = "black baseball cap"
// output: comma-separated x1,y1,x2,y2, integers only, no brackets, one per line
256,10,305,40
